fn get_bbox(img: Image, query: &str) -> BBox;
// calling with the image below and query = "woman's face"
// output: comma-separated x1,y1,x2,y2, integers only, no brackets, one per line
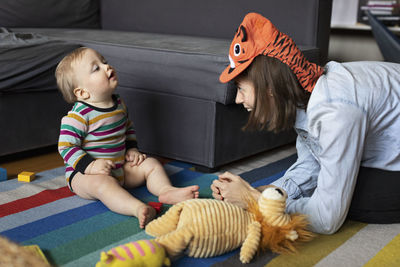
235,79,255,112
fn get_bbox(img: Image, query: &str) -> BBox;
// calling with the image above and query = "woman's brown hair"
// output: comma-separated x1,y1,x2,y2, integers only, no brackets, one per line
236,55,311,133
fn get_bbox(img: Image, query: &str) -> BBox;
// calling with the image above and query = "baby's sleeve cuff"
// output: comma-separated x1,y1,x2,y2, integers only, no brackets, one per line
75,154,95,174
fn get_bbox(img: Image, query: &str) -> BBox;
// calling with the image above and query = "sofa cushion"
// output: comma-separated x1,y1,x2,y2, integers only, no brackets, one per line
11,28,320,104
0,0,100,28
0,28,81,94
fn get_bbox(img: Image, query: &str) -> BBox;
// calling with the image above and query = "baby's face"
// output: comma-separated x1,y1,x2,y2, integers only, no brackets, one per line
73,48,118,102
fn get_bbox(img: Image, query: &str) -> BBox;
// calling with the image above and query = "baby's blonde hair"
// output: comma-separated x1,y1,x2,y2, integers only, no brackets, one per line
55,47,90,103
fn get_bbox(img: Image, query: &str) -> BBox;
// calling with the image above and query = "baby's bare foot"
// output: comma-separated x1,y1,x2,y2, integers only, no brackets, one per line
158,185,200,204
137,205,156,229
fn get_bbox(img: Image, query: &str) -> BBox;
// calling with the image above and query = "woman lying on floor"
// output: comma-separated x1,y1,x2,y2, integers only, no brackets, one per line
211,13,400,234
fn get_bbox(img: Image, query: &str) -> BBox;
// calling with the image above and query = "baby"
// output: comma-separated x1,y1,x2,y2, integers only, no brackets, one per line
55,47,199,228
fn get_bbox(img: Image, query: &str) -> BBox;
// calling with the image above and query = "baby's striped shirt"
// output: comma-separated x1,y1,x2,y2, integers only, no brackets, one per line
58,94,137,183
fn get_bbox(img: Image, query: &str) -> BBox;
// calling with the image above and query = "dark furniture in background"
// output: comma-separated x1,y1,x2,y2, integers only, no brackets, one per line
367,11,400,64
0,0,332,170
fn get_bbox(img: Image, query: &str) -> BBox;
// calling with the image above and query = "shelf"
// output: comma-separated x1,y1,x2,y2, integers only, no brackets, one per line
331,22,400,32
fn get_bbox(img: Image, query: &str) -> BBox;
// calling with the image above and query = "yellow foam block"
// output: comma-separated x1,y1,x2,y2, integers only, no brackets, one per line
18,171,36,182
24,244,50,265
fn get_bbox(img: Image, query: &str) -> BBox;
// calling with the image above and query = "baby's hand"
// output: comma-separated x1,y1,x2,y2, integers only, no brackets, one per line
125,148,147,166
85,159,115,175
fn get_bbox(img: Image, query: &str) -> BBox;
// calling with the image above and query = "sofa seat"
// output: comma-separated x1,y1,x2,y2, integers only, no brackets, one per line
12,28,320,105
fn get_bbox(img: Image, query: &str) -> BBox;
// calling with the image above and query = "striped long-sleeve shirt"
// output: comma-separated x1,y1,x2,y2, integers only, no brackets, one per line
58,94,137,185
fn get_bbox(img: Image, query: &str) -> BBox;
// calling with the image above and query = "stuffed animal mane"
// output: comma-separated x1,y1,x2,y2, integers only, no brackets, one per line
146,185,314,264
246,187,314,254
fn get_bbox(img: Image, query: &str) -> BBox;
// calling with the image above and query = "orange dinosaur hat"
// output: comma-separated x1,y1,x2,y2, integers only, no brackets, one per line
219,12,323,92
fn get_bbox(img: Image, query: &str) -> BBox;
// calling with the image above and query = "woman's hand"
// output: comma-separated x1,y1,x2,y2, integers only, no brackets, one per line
125,148,147,166
211,171,261,209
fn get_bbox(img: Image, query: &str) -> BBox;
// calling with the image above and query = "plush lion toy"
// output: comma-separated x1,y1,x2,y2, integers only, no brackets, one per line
145,185,314,264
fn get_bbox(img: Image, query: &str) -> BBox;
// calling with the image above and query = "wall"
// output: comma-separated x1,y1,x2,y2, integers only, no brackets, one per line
328,28,384,62
328,0,385,62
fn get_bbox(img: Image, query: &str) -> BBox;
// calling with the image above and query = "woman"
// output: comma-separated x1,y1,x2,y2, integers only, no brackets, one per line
211,12,400,234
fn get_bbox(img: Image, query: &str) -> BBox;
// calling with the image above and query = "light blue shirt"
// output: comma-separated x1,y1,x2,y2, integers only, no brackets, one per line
272,61,400,234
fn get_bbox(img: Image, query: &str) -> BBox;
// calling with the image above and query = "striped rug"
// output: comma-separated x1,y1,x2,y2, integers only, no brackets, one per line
1,155,399,266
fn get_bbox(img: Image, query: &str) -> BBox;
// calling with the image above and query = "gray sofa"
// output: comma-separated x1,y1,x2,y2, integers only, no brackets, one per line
0,0,332,170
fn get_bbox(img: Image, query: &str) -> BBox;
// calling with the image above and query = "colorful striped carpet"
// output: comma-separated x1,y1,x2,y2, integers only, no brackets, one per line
1,155,399,266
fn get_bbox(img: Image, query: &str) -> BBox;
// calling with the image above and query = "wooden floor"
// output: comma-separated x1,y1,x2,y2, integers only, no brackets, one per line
0,143,296,180
218,143,296,175
0,146,64,180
